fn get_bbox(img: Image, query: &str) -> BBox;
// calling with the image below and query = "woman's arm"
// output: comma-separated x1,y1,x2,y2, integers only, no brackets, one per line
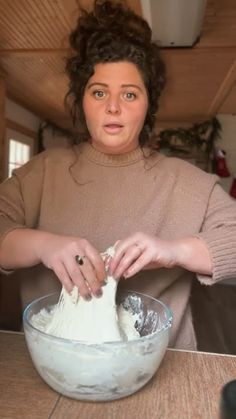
0,228,49,269
109,233,212,279
0,152,105,299
172,236,212,274
110,184,236,281
0,228,106,299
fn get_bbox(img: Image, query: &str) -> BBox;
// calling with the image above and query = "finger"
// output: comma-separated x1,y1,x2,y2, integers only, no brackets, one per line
114,240,121,248
112,244,143,279
79,256,104,298
65,258,93,300
123,250,151,278
84,244,106,283
53,261,74,293
108,243,127,274
109,237,143,274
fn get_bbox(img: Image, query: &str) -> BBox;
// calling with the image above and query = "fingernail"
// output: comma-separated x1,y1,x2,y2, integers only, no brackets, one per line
84,294,92,301
95,289,103,298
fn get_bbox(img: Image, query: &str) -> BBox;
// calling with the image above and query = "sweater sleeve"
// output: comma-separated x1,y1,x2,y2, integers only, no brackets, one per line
195,183,236,285
0,152,45,246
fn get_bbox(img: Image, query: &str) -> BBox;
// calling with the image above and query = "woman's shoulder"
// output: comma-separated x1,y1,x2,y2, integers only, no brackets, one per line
157,153,216,180
143,148,217,181
11,146,78,181
41,145,77,163
33,145,79,167
151,152,220,199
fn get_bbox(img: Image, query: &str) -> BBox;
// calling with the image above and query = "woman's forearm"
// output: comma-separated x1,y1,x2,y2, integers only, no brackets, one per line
109,232,213,279
175,236,212,275
0,228,52,269
0,228,106,298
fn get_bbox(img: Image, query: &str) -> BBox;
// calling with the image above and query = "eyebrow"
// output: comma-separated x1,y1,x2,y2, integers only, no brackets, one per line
87,82,143,91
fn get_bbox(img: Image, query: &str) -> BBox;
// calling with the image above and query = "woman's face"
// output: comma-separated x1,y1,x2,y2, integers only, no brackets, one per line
82,61,148,154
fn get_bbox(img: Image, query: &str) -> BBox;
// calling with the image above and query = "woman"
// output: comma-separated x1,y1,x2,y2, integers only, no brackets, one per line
0,0,236,350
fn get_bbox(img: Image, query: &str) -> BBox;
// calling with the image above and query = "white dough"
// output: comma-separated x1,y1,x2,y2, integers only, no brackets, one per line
32,246,140,343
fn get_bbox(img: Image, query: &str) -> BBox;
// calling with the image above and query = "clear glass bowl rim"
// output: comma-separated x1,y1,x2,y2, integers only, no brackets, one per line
23,289,173,348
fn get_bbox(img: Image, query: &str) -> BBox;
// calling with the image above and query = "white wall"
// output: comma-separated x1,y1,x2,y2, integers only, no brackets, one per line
217,114,236,193
5,98,40,131
216,114,236,285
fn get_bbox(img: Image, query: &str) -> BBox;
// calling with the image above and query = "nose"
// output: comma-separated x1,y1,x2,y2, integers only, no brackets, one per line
106,94,121,114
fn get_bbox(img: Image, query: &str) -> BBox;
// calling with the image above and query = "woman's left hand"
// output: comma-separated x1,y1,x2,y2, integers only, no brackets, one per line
108,232,179,279
109,232,212,279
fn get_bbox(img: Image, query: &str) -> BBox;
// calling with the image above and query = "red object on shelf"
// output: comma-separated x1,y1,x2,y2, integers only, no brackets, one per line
215,149,231,177
229,175,236,199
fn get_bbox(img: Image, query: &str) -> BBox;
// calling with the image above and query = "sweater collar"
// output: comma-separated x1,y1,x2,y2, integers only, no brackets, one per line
69,142,164,184
76,142,145,167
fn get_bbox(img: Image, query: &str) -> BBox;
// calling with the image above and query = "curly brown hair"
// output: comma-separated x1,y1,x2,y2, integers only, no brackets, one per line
65,0,166,146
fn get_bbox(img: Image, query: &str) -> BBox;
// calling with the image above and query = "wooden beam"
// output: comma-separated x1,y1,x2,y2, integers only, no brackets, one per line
156,116,206,126
0,78,6,182
0,49,70,57
155,120,195,131
207,60,236,116
0,67,7,78
6,119,37,140
1,45,236,58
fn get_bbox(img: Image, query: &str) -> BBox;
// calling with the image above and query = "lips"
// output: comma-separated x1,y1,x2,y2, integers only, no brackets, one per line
104,122,123,127
103,123,124,134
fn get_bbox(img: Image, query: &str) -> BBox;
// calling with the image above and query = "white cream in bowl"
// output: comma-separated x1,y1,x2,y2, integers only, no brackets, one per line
24,290,172,401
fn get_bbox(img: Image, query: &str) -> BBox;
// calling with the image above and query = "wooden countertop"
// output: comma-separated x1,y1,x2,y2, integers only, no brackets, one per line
1,330,236,419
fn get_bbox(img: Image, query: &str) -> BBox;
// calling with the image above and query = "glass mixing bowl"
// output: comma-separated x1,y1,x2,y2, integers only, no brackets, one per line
23,290,173,401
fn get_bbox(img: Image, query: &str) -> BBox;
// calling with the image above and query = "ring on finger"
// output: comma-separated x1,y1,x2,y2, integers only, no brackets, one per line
75,254,86,266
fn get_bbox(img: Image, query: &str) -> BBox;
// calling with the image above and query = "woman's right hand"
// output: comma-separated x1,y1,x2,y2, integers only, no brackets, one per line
37,233,106,300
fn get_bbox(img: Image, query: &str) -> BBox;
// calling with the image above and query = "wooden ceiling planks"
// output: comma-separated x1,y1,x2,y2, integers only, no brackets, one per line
158,48,236,122
0,0,73,49
156,0,236,123
3,55,67,111
197,0,236,47
0,0,235,129
219,82,236,114
207,60,236,116
0,0,74,125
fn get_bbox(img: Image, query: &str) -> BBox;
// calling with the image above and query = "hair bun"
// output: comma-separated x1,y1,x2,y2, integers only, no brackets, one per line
69,0,152,55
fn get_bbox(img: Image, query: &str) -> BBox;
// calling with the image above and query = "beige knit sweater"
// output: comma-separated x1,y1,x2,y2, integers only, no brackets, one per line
1,143,236,350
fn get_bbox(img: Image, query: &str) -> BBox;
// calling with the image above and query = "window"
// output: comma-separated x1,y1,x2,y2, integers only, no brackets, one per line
5,128,35,178
8,139,31,177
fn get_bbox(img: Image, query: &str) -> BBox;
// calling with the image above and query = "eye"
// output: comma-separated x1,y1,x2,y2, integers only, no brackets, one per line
124,92,137,101
93,90,106,99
